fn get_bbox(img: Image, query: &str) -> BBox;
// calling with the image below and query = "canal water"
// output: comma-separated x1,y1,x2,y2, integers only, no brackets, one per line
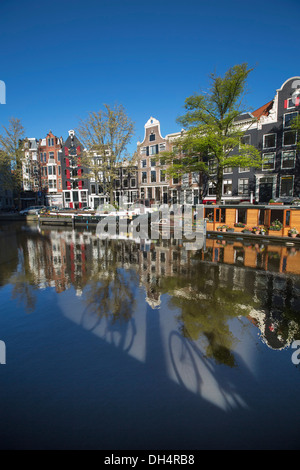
0,222,299,450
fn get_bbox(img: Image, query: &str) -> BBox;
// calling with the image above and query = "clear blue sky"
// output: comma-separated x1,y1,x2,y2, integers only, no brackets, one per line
0,0,299,155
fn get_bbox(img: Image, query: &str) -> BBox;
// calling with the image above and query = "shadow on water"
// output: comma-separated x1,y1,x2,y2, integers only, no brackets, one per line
0,222,299,449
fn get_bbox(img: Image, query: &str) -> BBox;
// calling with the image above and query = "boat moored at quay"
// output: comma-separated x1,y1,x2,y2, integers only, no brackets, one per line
29,203,300,243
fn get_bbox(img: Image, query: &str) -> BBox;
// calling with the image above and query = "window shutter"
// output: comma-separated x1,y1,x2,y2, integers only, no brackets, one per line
65,147,69,156
78,181,83,190
66,158,70,167
76,146,81,155
146,146,149,156
284,100,288,109
156,144,159,154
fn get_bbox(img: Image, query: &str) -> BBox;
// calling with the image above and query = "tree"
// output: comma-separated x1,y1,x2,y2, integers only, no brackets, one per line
76,103,135,204
162,64,262,203
0,118,25,208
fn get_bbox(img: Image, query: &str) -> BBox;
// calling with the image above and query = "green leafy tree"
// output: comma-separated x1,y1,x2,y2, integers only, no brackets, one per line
76,103,135,204
0,118,25,208
162,64,262,203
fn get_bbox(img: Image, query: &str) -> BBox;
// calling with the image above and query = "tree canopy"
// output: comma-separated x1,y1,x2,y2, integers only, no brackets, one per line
76,103,135,203
0,118,25,199
162,64,262,203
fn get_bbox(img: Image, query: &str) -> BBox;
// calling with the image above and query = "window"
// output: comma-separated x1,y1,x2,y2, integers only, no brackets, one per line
48,138,54,147
141,147,147,155
49,152,54,160
223,167,233,174
130,178,136,188
205,208,215,222
280,176,294,197
123,179,128,188
159,143,166,152
238,178,249,195
48,166,53,176
259,209,266,226
142,172,147,183
208,181,216,195
150,145,158,155
262,153,275,170
160,170,166,182
142,159,147,168
237,208,247,225
149,133,155,142
151,171,156,183
241,134,251,145
48,179,57,189
223,179,232,196
283,112,298,128
263,133,276,149
151,158,156,167
283,131,297,146
286,98,296,109
208,158,217,174
239,167,250,172
282,151,296,169
173,176,179,185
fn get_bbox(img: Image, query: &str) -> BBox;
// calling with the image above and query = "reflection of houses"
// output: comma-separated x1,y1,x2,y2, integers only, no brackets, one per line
16,224,300,353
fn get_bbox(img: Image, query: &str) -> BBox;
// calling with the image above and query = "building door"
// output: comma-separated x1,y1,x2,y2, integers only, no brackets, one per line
259,179,273,203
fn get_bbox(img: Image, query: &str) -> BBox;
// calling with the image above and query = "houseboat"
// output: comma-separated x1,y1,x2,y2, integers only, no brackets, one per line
204,204,300,238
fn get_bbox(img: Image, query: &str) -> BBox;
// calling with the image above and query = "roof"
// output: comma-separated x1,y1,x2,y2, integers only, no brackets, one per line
252,100,274,119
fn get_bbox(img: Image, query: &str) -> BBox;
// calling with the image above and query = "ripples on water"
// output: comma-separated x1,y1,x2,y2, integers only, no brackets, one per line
0,222,299,450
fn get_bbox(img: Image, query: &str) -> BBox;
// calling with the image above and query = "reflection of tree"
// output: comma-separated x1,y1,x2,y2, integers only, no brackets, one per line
160,263,259,367
84,240,138,324
7,226,52,313
10,263,37,313
0,228,18,286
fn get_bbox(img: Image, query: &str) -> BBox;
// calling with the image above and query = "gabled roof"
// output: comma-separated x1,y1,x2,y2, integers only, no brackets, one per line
252,100,274,119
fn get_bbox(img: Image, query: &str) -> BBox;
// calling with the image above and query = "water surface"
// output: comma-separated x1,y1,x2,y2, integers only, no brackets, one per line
0,222,299,450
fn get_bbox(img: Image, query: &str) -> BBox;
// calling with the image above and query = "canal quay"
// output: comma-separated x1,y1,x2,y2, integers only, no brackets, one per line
0,219,299,450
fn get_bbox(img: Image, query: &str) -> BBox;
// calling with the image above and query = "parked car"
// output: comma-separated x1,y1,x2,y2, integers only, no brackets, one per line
19,206,46,215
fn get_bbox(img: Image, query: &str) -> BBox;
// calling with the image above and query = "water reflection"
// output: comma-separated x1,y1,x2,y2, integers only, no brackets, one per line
1,223,300,411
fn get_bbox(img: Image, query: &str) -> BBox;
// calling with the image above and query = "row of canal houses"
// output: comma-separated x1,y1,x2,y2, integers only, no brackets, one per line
19,77,300,214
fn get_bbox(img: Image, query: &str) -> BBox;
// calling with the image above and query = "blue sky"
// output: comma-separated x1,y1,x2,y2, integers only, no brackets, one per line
0,0,299,155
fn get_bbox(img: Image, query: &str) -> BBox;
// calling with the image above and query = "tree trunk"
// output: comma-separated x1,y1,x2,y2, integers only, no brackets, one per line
216,169,223,204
